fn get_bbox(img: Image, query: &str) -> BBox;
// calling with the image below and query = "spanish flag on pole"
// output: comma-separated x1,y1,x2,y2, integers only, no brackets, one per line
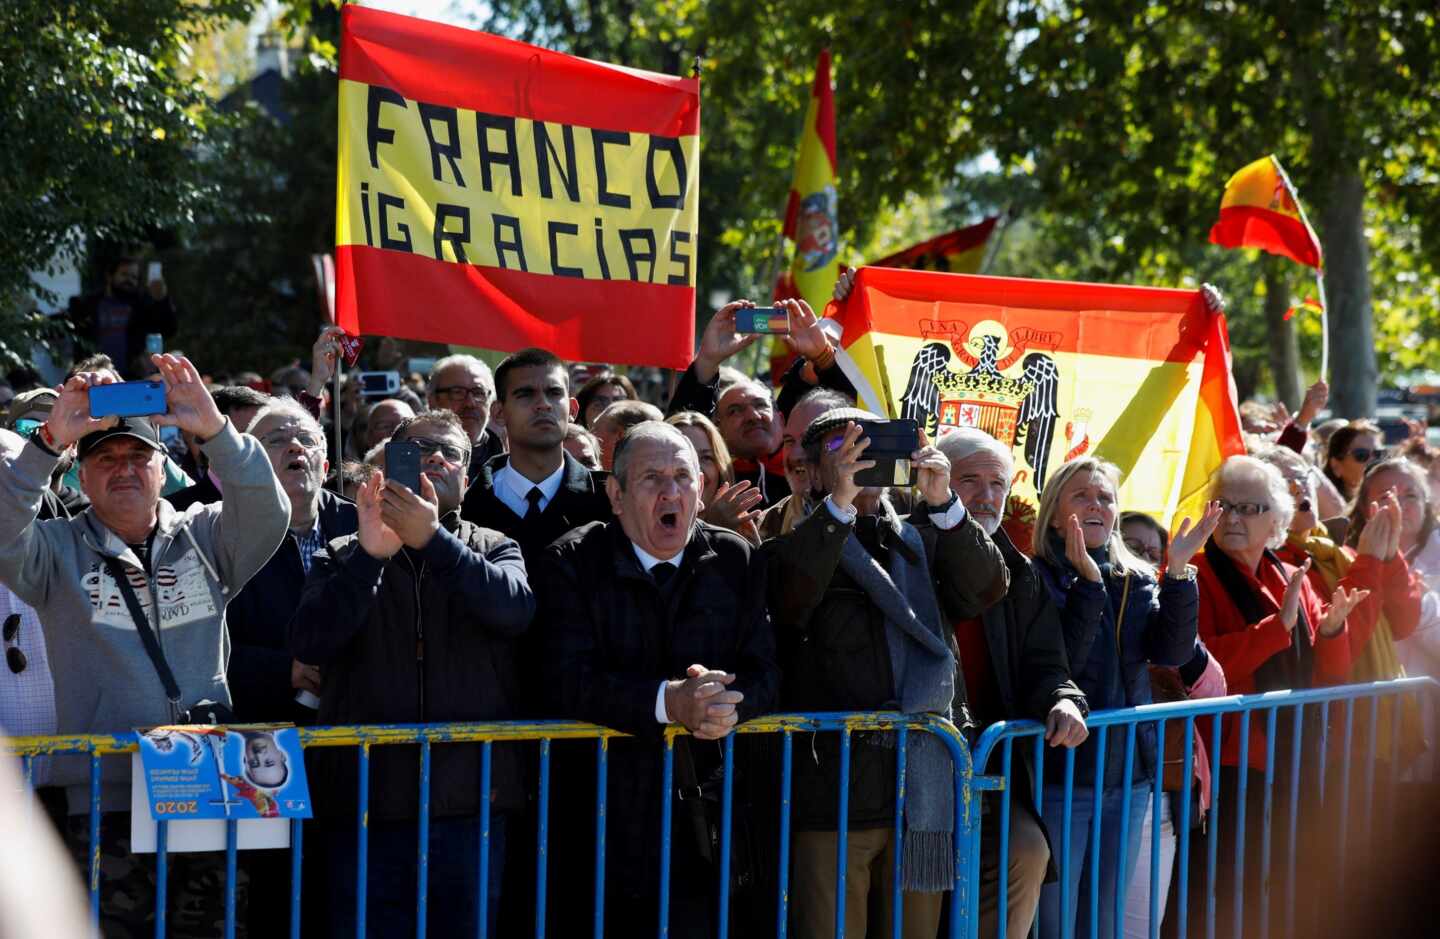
1208,155,1323,269
872,217,999,275
775,50,839,312
829,268,1244,543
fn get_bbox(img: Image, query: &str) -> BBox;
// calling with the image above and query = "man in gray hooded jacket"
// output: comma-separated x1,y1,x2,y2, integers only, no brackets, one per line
0,353,289,937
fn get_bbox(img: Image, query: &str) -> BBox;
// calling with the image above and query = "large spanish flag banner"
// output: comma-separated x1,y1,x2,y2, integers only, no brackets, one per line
830,267,1244,540
775,50,839,313
335,6,701,367
872,217,999,275
1208,155,1322,268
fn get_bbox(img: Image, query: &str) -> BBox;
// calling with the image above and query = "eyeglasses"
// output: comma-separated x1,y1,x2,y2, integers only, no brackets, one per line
3,614,26,674
1122,539,1165,566
435,386,490,403
1218,500,1270,518
408,436,470,464
259,430,325,450
1349,447,1385,464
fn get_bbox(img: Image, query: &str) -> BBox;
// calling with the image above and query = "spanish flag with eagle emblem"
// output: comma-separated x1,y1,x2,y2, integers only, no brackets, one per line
828,267,1244,545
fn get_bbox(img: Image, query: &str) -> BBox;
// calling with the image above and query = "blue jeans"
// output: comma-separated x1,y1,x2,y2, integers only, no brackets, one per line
324,813,507,938
1038,782,1149,939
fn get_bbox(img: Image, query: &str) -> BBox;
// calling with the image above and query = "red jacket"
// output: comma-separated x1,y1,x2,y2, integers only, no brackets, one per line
1275,541,1423,665
1195,548,1352,771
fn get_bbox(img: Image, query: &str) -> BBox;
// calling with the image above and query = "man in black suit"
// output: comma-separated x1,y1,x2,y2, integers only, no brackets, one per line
459,348,611,560
535,421,778,937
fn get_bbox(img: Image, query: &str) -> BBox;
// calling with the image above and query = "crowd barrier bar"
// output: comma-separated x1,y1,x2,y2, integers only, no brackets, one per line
2,711,993,939
969,677,1440,939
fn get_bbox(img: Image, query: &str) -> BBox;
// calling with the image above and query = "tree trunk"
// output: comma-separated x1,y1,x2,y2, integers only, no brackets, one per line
1262,258,1303,409
1318,169,1378,418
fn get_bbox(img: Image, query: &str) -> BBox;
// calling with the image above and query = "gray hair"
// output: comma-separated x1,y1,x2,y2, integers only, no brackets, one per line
612,421,698,490
1209,455,1294,549
427,354,494,396
245,397,325,443
937,428,1014,476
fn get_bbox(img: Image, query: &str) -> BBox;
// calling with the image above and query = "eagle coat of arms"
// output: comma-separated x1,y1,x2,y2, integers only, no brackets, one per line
898,319,1064,492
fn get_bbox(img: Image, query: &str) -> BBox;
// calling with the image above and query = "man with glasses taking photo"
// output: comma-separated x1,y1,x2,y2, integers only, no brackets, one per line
288,408,533,938
427,354,505,476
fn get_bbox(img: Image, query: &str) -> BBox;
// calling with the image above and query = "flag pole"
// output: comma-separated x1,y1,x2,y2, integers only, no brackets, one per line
332,356,344,490
979,208,1014,275
1268,155,1329,381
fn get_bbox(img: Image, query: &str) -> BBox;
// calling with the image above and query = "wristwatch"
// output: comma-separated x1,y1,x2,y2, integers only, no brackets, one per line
1165,564,1198,582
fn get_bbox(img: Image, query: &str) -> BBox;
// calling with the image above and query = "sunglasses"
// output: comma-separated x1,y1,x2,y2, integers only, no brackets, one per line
3,613,26,674
1349,447,1385,464
408,436,470,464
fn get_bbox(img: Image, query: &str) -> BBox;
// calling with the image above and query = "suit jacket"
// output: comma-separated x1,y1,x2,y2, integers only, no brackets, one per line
535,519,779,899
459,450,612,562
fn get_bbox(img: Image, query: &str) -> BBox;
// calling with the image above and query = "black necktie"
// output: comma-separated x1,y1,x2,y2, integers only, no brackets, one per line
651,561,677,587
524,487,544,519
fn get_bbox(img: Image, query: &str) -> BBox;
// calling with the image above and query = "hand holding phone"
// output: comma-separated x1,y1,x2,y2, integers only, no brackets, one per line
734,307,790,335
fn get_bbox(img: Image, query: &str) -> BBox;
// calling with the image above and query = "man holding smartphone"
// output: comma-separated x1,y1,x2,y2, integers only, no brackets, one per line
289,408,533,938
766,408,1008,939
0,353,289,936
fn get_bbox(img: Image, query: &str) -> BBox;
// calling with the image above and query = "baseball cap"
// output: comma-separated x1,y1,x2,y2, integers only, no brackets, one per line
800,407,882,449
4,388,57,429
76,416,166,461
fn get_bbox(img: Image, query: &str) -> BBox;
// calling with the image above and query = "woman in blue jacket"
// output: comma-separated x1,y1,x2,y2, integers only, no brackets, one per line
1030,457,1220,939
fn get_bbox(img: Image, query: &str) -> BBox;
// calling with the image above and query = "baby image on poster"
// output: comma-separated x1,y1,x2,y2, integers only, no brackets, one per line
135,724,312,821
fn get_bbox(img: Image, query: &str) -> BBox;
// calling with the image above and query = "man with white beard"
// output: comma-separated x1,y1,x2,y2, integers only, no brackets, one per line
937,428,1090,939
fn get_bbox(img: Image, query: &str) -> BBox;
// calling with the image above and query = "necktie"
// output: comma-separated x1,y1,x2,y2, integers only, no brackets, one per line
524,486,544,519
651,561,677,587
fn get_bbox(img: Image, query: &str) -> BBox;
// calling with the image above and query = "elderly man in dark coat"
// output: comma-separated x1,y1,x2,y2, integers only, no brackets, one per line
535,420,779,938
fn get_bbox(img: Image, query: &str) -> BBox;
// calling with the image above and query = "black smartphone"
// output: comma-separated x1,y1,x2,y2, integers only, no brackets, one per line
734,307,790,335
853,418,920,488
385,440,422,493
88,381,167,419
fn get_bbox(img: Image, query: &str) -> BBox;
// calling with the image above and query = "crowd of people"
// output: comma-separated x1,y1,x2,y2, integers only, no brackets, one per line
1,272,1438,939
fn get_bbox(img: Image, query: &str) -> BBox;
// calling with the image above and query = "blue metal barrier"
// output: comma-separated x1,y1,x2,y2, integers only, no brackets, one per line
4,681,1433,939
969,678,1439,939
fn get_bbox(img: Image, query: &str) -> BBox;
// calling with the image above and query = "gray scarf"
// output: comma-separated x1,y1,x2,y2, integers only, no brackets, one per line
837,506,956,893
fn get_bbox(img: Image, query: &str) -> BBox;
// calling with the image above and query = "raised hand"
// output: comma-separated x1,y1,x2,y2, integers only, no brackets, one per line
830,422,876,513
150,354,225,439
778,297,830,361
1296,380,1329,427
912,430,953,508
1201,283,1226,314
45,371,119,448
356,473,403,560
307,325,347,395
1278,559,1312,633
379,473,441,550
1356,496,1396,560
1319,584,1370,637
694,300,760,382
1167,501,1224,574
703,480,765,533
1065,514,1103,583
833,267,857,302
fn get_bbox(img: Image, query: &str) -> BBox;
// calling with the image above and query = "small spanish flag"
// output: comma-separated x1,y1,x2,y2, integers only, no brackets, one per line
775,50,840,313
1209,155,1323,269
1284,297,1324,321
872,217,999,275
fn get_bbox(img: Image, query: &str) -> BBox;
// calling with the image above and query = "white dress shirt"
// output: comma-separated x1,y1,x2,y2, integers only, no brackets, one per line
492,460,565,517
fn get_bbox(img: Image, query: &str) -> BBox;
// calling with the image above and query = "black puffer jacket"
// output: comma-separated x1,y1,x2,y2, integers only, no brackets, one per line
288,513,534,821
765,502,1007,831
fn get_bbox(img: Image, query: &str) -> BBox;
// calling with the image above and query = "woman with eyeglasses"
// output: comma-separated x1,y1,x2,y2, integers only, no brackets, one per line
1323,418,1385,503
1030,459,1221,939
1190,455,1369,937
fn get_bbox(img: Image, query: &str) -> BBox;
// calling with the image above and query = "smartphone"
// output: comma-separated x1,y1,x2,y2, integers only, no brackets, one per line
89,381,167,419
144,333,164,357
146,261,162,283
385,439,422,493
359,370,401,398
853,418,920,488
734,307,790,335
